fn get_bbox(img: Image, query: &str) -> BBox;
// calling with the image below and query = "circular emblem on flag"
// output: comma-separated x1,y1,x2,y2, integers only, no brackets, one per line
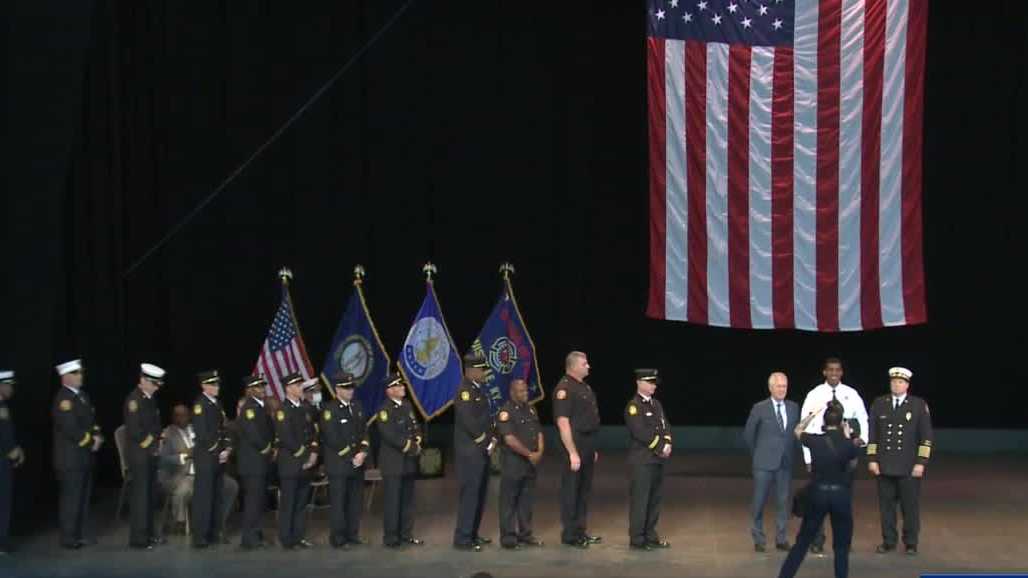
488,337,518,375
403,317,450,381
336,335,373,385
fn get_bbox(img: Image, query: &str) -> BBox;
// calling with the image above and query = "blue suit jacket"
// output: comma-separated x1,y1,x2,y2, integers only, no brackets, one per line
743,398,800,471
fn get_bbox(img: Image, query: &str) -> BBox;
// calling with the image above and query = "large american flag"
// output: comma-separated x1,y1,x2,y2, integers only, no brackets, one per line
254,284,315,400
646,0,927,331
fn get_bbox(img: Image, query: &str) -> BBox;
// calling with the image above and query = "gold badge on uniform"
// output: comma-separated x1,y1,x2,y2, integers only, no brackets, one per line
498,411,510,422
276,410,285,422
245,408,255,420
461,391,471,401
193,404,203,415
60,399,73,411
556,389,567,400
628,404,638,416
906,412,912,421
128,400,138,413
323,410,332,421
379,410,388,422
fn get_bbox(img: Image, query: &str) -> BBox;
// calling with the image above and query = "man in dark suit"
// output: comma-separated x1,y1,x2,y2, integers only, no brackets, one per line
52,358,102,550
320,373,370,549
452,351,496,552
743,371,800,553
275,373,319,550
236,375,274,549
190,370,232,549
376,372,424,549
123,363,165,550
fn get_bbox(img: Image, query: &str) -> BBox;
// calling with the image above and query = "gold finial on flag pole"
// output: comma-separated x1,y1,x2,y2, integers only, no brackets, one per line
278,267,294,285
353,264,366,286
499,262,516,280
422,262,438,282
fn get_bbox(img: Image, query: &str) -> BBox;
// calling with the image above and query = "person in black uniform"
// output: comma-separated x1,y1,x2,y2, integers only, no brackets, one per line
53,359,102,550
376,372,424,548
496,378,544,550
275,373,318,550
190,369,232,549
453,351,496,552
779,402,861,578
553,351,602,549
237,375,274,550
625,368,672,551
320,373,370,549
867,366,933,556
0,370,25,556
124,363,165,550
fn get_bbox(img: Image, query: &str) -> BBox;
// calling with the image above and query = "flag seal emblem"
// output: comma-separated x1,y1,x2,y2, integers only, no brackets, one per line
488,337,518,375
403,317,451,380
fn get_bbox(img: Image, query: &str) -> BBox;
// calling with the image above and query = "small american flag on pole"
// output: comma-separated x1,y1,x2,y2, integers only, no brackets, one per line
647,0,927,331
254,268,316,400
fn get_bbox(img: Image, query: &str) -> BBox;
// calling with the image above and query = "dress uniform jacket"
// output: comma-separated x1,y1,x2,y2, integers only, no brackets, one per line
497,400,541,477
454,378,493,458
275,400,318,479
625,394,671,465
376,399,422,476
53,386,100,472
236,397,273,478
321,399,369,477
866,394,933,476
123,389,161,464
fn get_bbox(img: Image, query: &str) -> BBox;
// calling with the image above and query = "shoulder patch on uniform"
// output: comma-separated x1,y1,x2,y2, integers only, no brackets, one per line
193,404,203,415
245,408,255,420
460,390,471,401
323,409,332,421
556,389,567,400
498,410,510,422
628,404,638,416
276,410,285,422
60,399,72,411
128,399,138,413
378,410,388,422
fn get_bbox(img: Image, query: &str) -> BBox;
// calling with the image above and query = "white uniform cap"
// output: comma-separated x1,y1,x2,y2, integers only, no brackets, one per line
0,370,14,382
888,367,913,381
140,363,166,381
56,359,83,376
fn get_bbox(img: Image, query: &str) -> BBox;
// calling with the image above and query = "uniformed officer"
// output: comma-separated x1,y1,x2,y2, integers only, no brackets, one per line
275,373,319,550
553,351,602,548
453,351,496,552
0,370,25,556
190,369,232,549
625,368,672,551
867,367,933,556
376,372,424,548
496,378,544,550
321,373,370,549
53,359,102,549
237,375,274,550
124,363,165,550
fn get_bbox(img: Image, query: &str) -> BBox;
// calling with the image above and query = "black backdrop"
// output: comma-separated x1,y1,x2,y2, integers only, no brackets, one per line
3,0,1027,517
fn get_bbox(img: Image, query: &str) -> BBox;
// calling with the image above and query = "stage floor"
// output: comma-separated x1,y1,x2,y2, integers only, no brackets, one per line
5,451,1027,577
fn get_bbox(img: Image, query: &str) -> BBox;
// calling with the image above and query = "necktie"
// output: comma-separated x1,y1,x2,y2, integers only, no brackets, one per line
776,402,785,431
894,398,899,410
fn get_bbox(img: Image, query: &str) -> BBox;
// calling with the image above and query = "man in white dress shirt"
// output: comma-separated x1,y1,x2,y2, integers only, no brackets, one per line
798,357,868,554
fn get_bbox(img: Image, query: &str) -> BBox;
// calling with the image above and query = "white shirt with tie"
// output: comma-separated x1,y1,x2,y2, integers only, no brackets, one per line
799,382,869,464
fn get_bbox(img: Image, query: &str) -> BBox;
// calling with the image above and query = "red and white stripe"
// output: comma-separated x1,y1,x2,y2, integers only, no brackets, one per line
647,0,927,331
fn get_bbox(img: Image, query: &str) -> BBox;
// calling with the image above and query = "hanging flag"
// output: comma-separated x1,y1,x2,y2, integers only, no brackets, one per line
398,263,462,421
470,263,544,415
254,268,316,401
646,0,927,331
320,265,391,417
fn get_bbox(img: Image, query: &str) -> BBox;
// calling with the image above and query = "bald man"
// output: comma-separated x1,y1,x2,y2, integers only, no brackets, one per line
743,372,800,552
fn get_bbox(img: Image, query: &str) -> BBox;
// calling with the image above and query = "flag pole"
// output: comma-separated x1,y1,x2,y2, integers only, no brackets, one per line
418,262,437,443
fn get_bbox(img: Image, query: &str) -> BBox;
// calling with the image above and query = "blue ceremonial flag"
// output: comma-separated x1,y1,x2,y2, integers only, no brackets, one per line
398,270,463,421
321,267,391,417
471,264,544,415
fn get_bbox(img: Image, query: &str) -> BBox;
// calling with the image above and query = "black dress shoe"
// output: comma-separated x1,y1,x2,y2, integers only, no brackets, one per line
809,544,825,555
281,544,296,551
406,538,425,546
454,543,482,552
630,543,654,551
501,542,522,550
298,539,314,549
754,544,767,553
518,537,544,547
383,542,403,549
875,543,896,554
584,534,603,545
561,538,589,549
150,536,168,546
129,543,154,550
78,538,98,547
347,538,366,546
775,542,790,551
905,545,918,556
473,536,492,546
192,542,210,550
646,539,671,549
331,542,349,550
